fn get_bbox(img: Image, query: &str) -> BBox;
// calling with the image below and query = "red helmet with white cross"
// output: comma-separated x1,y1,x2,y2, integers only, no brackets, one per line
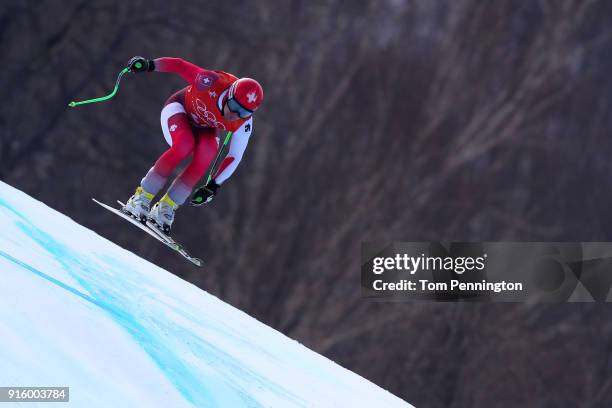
227,78,264,117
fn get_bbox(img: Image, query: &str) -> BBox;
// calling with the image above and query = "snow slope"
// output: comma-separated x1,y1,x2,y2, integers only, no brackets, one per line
0,181,412,408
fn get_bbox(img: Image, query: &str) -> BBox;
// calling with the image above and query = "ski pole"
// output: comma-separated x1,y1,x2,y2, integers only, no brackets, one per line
190,130,233,206
206,130,233,186
68,67,130,107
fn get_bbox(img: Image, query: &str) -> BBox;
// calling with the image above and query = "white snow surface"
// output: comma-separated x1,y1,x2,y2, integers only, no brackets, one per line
0,181,412,408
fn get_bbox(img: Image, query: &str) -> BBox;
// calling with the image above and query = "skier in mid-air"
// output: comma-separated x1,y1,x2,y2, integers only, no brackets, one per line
122,56,264,235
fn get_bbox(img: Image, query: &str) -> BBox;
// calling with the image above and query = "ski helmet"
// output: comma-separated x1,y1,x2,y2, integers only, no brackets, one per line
226,78,264,118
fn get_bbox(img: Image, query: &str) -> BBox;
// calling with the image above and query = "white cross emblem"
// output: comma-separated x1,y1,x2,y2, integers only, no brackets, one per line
203,77,210,84
246,91,257,103
169,124,178,132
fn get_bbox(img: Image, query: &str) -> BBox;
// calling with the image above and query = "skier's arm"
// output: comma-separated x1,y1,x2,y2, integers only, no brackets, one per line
214,118,253,184
190,120,252,206
127,56,204,84
152,57,203,84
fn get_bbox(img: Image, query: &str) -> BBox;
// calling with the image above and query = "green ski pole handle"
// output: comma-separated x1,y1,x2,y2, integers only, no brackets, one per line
68,67,130,108
191,130,234,206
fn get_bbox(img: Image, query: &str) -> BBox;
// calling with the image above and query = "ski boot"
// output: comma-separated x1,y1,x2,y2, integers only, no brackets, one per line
122,186,154,223
148,194,178,235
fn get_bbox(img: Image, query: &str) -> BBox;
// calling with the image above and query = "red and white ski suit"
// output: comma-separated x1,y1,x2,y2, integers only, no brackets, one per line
140,57,254,205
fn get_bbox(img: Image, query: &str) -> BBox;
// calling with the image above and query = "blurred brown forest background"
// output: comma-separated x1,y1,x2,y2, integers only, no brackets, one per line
3,0,612,406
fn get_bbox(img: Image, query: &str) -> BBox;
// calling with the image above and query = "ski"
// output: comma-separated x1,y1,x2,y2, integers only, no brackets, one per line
144,218,203,266
92,198,203,267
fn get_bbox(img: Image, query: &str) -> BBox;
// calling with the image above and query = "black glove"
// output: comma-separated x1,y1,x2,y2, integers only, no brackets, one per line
127,56,154,73
191,180,220,206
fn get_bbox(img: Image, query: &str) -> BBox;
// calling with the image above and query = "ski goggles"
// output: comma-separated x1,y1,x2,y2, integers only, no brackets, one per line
226,98,253,119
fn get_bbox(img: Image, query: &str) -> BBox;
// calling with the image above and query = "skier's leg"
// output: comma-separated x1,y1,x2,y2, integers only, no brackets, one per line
140,102,196,195
125,102,195,220
165,127,219,205
148,127,217,234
